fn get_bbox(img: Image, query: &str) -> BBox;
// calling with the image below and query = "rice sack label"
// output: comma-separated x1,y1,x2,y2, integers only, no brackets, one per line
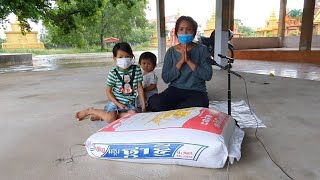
87,142,207,161
85,107,241,168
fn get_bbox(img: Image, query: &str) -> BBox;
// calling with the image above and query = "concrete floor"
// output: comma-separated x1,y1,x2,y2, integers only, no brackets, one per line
2,52,320,82
0,59,319,180
232,59,320,81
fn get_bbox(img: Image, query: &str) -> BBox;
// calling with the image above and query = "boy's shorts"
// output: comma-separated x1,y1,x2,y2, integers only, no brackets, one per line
104,101,136,113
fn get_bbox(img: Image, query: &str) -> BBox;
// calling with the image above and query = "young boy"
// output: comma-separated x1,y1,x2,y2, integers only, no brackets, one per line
136,52,158,111
75,42,146,123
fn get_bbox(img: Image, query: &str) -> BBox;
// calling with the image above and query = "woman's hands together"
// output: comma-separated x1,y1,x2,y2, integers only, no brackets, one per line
176,44,196,71
176,44,189,63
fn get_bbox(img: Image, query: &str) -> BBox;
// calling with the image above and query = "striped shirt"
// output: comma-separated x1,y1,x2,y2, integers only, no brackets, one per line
107,65,143,105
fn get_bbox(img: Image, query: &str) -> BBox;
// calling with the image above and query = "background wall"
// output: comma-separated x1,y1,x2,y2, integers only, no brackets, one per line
230,36,320,49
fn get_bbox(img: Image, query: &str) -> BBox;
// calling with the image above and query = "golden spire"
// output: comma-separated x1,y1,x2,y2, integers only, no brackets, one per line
269,8,277,21
267,8,278,28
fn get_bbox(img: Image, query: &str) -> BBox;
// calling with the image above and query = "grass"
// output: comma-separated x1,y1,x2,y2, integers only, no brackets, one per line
0,47,110,55
0,45,157,55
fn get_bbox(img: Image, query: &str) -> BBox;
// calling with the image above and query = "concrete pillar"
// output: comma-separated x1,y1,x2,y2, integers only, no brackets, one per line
229,0,234,32
156,0,166,63
214,0,230,67
278,0,287,47
299,0,315,51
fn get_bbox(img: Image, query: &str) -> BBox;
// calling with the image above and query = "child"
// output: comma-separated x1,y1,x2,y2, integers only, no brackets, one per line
75,42,146,123
136,52,158,111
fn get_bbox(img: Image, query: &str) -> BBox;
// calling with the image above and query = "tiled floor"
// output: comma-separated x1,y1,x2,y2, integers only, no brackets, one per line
231,59,320,81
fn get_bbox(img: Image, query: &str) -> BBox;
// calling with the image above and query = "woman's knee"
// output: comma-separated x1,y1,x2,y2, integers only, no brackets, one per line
147,95,159,109
148,94,160,105
177,94,209,109
147,94,170,112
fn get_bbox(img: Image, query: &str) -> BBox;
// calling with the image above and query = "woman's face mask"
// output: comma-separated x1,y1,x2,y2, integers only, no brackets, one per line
116,58,133,69
177,34,194,44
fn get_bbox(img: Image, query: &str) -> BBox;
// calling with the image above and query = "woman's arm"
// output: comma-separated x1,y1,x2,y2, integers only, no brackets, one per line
185,57,196,71
161,48,181,84
191,46,213,81
183,44,197,71
176,56,185,70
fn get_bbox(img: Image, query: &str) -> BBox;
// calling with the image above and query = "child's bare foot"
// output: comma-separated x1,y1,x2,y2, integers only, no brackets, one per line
75,108,93,121
90,115,102,121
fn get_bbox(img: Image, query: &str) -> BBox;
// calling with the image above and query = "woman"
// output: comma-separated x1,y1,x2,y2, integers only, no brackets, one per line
148,16,213,112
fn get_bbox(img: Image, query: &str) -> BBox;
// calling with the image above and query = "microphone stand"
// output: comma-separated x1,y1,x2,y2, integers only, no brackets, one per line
208,55,242,117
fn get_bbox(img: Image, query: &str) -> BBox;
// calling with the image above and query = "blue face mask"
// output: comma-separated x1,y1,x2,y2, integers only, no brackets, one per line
177,34,194,44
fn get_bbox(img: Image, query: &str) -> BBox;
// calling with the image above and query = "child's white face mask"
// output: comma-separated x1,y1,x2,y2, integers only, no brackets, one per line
116,58,133,69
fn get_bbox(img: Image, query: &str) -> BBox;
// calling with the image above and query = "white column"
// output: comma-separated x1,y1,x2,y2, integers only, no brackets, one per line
156,0,166,63
214,0,229,67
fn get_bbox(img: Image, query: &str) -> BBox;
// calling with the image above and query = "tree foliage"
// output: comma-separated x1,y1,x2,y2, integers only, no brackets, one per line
234,19,257,37
44,12,102,48
266,32,277,37
99,0,150,47
0,38,6,48
288,30,301,36
0,0,52,33
43,0,151,49
0,0,145,34
45,0,105,34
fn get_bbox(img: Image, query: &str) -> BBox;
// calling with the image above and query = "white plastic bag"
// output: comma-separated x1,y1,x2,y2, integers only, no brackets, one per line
85,107,244,168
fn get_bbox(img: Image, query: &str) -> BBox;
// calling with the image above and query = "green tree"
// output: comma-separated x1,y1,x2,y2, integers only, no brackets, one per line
99,0,149,49
0,38,6,49
0,0,52,33
45,23,88,48
234,19,257,37
0,0,142,34
288,30,301,36
127,22,155,46
266,32,277,37
0,0,105,34
44,0,149,49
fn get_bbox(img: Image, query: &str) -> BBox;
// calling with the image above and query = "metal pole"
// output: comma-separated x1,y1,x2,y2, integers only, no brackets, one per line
228,62,231,115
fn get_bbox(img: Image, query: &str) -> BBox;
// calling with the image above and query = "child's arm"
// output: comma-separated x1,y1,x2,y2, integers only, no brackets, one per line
137,82,146,112
143,72,158,92
144,84,157,92
106,86,126,109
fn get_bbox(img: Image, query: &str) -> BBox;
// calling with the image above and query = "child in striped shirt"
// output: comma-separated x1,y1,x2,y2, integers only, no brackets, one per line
75,42,146,123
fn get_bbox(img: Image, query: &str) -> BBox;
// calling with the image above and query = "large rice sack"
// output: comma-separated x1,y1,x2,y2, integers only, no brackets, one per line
85,107,244,168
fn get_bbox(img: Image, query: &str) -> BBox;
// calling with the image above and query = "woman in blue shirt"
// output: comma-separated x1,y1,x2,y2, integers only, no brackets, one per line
148,16,213,112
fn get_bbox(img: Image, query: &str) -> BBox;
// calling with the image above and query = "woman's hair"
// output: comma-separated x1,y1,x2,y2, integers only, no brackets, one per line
174,16,198,37
139,52,157,67
112,42,134,57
